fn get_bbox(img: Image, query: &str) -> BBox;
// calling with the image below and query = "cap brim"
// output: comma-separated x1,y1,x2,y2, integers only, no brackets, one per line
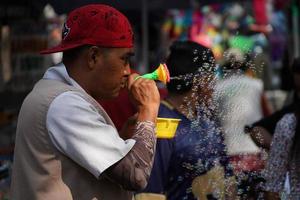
40,43,84,54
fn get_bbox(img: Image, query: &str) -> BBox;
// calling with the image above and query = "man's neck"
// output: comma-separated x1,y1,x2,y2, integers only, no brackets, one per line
64,61,92,96
166,91,197,120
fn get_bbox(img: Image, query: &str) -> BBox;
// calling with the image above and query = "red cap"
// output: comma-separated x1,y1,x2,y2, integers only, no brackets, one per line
41,4,134,54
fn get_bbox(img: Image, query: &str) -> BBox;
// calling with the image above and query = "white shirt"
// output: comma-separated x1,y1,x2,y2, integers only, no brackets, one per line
214,74,262,155
44,63,135,178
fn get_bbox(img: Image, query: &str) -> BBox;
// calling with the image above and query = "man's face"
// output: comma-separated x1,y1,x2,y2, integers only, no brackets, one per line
91,47,134,100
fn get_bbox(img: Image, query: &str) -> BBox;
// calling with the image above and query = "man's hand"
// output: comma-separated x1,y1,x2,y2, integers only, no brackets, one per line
127,73,160,123
249,126,272,150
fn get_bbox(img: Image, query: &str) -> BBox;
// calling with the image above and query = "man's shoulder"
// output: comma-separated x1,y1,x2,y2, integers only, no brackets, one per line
23,79,78,106
34,79,75,92
50,91,92,110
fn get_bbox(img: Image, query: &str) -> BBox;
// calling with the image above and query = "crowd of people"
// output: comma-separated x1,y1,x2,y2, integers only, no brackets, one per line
9,3,299,200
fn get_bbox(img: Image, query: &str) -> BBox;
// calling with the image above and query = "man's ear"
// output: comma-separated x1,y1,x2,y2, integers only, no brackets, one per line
87,46,102,70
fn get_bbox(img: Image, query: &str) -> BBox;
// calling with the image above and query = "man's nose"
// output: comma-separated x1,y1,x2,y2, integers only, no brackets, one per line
124,65,131,76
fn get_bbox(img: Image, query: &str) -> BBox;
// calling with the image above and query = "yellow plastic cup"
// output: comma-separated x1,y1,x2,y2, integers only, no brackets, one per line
156,117,181,139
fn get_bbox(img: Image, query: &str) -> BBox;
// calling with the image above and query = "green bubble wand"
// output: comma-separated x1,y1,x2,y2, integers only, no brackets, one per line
135,63,170,84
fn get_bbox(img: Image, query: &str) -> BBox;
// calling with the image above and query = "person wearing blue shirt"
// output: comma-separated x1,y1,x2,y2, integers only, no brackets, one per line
137,41,236,200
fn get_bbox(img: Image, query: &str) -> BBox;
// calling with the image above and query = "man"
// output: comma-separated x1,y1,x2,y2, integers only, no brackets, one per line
11,4,160,200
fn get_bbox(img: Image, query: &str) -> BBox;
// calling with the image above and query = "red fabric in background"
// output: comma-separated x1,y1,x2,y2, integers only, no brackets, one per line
99,88,136,131
99,88,167,131
229,153,265,173
253,0,268,25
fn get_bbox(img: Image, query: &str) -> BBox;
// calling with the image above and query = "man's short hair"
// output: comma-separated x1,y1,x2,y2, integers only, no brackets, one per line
166,41,216,94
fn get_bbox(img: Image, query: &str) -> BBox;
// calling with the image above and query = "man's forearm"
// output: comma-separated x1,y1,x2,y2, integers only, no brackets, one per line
250,126,272,150
102,121,156,191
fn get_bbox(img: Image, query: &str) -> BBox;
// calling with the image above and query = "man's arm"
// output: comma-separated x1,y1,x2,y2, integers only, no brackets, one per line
249,126,272,150
103,74,160,190
263,114,296,196
102,121,156,191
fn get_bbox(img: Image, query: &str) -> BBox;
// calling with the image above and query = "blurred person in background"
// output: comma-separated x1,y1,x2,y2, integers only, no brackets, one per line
263,78,300,199
248,58,300,151
213,48,269,199
11,4,160,200
137,41,236,200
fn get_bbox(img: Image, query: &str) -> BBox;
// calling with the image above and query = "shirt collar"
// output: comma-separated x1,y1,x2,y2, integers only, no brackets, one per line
43,62,85,92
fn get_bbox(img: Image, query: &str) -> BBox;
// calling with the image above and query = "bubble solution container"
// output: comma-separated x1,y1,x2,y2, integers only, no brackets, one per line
155,118,181,139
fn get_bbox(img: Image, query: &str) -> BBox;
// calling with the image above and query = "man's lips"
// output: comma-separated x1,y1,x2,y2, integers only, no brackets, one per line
120,80,128,89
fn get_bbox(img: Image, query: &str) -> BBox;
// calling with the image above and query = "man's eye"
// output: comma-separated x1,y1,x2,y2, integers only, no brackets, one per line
122,57,131,65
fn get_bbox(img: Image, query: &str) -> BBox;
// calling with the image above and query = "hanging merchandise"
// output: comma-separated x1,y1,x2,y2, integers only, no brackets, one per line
253,0,269,25
269,10,288,62
188,9,203,41
192,33,212,48
162,10,187,40
159,0,289,69
228,35,254,53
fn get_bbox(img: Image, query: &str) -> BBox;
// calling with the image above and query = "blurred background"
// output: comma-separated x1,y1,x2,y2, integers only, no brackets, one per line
0,0,299,198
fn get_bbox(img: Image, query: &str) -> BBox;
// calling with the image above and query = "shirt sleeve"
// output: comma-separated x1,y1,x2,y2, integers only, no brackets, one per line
103,121,157,191
46,91,136,178
263,114,297,192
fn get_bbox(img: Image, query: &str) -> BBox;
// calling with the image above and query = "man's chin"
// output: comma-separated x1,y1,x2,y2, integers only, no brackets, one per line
110,92,120,99
94,86,126,100
104,90,121,100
